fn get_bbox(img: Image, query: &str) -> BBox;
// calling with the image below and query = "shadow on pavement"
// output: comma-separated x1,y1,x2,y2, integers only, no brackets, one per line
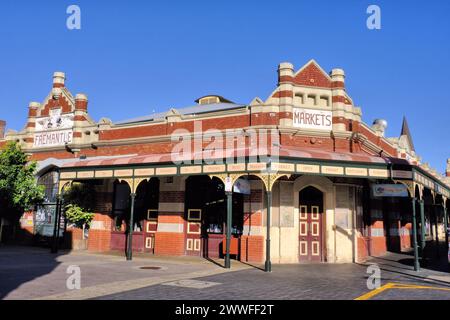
0,242,66,299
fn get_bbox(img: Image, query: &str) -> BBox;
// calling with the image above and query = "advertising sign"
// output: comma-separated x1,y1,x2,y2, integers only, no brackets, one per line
293,107,332,131
372,184,409,197
33,108,74,148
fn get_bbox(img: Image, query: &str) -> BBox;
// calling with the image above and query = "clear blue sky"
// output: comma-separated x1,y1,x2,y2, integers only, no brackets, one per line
1,0,449,173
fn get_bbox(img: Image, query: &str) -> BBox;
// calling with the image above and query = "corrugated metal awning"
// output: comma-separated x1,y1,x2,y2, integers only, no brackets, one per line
61,146,406,169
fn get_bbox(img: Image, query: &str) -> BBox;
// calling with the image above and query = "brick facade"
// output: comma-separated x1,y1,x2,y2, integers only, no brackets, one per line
87,213,113,252
0,60,448,265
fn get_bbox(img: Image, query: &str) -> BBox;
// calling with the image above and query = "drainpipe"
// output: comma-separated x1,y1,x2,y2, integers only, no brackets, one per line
330,131,336,152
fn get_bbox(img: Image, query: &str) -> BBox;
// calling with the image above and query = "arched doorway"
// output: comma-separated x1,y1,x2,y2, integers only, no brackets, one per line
298,186,324,262
135,178,160,253
34,170,60,242
110,178,160,254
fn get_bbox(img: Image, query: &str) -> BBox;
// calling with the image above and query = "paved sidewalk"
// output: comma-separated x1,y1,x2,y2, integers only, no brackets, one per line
364,251,450,285
0,245,249,300
97,260,450,300
1,245,450,300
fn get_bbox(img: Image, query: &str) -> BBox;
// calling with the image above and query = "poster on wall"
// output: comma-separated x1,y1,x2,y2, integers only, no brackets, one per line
34,205,63,237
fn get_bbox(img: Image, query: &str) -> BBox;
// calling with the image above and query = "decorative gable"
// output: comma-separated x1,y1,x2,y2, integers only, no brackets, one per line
293,60,332,88
39,90,75,117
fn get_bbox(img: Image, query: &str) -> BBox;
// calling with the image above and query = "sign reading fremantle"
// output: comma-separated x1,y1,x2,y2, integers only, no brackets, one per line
292,107,332,131
33,109,74,148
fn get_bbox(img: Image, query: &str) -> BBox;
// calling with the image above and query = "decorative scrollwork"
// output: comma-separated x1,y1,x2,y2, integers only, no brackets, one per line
58,180,73,194
393,179,415,198
228,173,249,185
119,178,135,192
208,174,228,185
253,173,291,192
134,178,149,193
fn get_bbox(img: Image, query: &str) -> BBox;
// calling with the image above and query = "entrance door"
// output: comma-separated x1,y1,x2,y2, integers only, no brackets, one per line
143,209,158,253
186,209,202,256
299,186,324,262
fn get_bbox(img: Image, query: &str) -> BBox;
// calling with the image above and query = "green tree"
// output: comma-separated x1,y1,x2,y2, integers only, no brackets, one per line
0,142,45,240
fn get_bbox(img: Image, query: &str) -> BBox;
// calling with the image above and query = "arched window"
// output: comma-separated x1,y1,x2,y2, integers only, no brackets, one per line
38,171,59,203
35,170,60,238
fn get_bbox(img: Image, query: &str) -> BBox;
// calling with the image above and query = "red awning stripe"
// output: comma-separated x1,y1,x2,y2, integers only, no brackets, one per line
62,146,401,169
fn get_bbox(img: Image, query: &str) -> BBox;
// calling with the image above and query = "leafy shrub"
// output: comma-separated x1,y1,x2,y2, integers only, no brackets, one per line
64,204,94,229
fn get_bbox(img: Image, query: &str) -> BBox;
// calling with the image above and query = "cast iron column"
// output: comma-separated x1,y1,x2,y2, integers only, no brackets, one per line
126,192,136,261
412,197,420,271
225,191,232,269
265,190,272,272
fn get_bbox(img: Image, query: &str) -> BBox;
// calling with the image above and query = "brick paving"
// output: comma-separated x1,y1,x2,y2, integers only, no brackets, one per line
1,245,450,300
0,245,248,300
97,262,450,300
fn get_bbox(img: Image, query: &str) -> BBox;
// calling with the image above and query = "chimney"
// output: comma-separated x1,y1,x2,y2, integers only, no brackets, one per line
53,72,65,88
0,120,5,139
446,159,450,177
75,93,88,112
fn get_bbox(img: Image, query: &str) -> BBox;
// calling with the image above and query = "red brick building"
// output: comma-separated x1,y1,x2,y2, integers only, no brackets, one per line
0,60,449,266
